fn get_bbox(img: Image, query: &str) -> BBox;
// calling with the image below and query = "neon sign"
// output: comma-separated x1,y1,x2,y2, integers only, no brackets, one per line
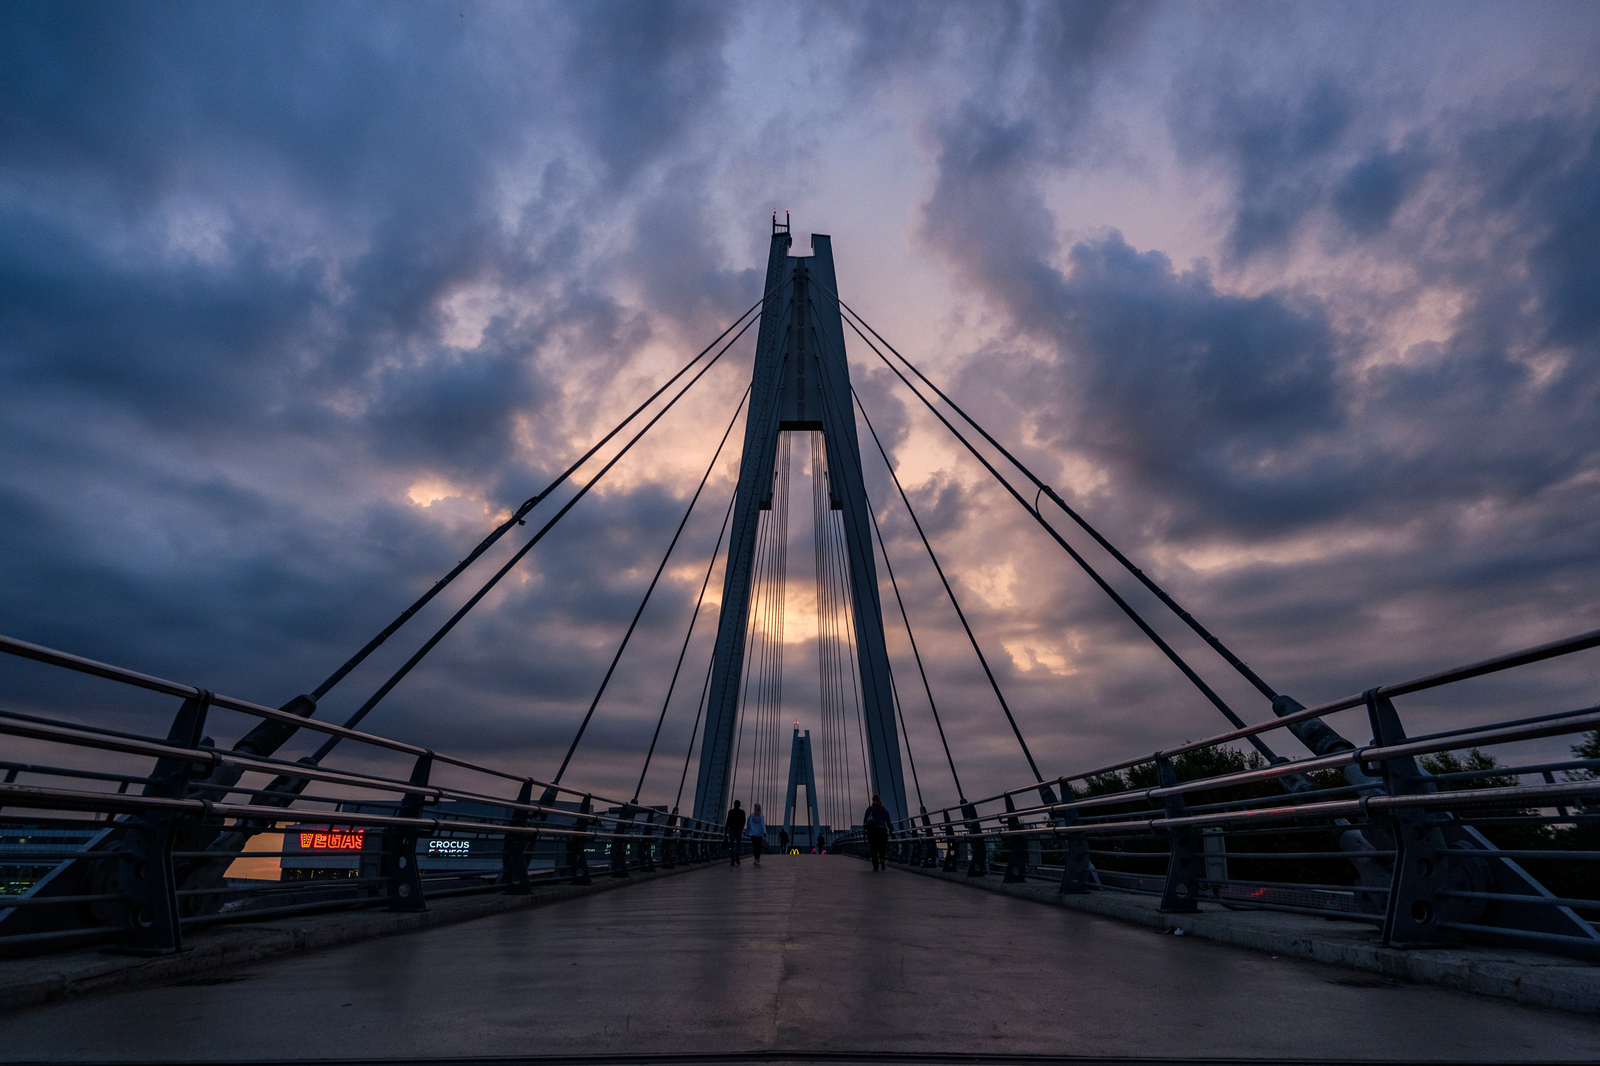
298,830,365,851
427,839,471,855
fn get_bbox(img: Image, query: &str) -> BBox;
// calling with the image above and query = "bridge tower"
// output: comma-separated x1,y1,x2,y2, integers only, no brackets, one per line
781,727,822,849
692,220,910,826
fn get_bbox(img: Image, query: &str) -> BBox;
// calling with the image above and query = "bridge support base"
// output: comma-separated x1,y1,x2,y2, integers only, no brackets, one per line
383,752,431,913
568,795,593,886
1156,758,1200,914
499,780,535,895
1002,796,1027,883
1058,832,1092,894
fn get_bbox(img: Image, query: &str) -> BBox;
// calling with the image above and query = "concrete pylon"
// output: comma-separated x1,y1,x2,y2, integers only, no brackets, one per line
692,221,909,826
781,728,822,848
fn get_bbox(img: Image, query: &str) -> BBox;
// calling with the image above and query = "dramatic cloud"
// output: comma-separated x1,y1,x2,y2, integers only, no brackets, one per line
3,1,1598,816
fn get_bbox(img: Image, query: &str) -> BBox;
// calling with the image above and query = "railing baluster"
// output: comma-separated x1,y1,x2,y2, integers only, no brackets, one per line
1002,795,1027,883
1156,756,1201,914
114,690,211,955
567,795,593,885
500,779,534,895
382,752,431,912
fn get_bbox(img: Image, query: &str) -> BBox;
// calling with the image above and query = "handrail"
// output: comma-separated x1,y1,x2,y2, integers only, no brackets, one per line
0,633,718,822
7,620,1600,962
0,784,716,843
918,626,1600,814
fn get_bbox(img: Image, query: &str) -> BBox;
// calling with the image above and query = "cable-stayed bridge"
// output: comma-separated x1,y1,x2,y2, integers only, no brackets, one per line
3,220,1600,1062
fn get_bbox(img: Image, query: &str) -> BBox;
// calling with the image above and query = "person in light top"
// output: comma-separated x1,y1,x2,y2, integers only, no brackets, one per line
747,804,768,867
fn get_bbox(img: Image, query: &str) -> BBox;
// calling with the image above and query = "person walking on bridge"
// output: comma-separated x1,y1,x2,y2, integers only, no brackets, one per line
726,800,747,866
748,804,767,866
863,794,891,872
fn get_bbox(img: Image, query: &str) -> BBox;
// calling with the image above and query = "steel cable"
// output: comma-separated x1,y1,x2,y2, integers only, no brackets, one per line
865,480,966,803
834,312,1273,758
310,311,759,763
673,639,720,813
635,441,744,805
887,666,924,811
305,293,773,706
812,321,915,813
800,309,1020,809
832,508,874,808
851,388,1047,785
824,283,1281,705
553,386,752,784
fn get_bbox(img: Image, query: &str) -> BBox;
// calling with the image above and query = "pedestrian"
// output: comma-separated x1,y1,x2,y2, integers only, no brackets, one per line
778,828,789,853
748,804,767,866
863,794,891,871
726,800,746,866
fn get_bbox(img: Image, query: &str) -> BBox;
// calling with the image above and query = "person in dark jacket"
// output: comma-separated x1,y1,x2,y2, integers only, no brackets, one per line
863,794,891,871
726,800,747,866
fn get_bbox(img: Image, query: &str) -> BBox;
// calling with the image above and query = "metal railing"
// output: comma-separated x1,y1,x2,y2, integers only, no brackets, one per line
834,628,1600,960
0,633,726,958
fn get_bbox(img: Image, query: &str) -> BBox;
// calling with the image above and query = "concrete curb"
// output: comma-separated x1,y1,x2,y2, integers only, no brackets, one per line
0,861,716,1014
888,860,1600,1015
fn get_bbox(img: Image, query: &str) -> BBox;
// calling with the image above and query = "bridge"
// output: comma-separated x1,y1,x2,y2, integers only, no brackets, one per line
3,222,1600,1063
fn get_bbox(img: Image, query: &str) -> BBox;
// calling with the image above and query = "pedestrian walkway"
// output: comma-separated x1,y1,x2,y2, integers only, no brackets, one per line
3,855,1597,1062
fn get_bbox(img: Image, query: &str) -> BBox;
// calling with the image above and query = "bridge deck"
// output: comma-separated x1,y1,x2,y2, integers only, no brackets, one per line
3,855,1597,1062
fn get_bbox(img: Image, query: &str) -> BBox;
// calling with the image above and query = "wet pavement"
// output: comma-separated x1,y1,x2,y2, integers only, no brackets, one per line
3,854,1598,1062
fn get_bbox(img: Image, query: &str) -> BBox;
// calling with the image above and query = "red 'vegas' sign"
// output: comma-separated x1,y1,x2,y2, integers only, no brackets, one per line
299,830,365,850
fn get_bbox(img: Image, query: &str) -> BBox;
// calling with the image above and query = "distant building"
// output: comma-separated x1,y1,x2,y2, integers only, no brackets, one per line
1,823,108,896
280,798,610,881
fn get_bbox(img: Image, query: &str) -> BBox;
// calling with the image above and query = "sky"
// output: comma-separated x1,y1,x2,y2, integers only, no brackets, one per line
3,0,1599,817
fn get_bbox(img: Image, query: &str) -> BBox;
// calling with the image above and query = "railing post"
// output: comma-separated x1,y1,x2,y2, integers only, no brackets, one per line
661,809,679,868
1155,756,1201,914
500,779,534,895
637,809,657,872
1364,689,1453,947
1055,789,1092,894
1201,827,1227,900
1002,795,1027,883
567,795,593,885
609,806,634,878
941,810,958,871
382,751,431,912
962,803,985,877
1058,830,1092,895
116,689,211,955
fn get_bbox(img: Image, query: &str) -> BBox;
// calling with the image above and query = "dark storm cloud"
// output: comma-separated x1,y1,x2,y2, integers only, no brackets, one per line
1035,235,1349,537
913,2,1145,333
1169,73,1355,262
4,1,1598,810
1475,117,1600,350
0,200,323,421
1330,138,1430,238
888,3,1600,785
912,11,1600,546
566,0,735,184
0,0,749,788
364,323,542,473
